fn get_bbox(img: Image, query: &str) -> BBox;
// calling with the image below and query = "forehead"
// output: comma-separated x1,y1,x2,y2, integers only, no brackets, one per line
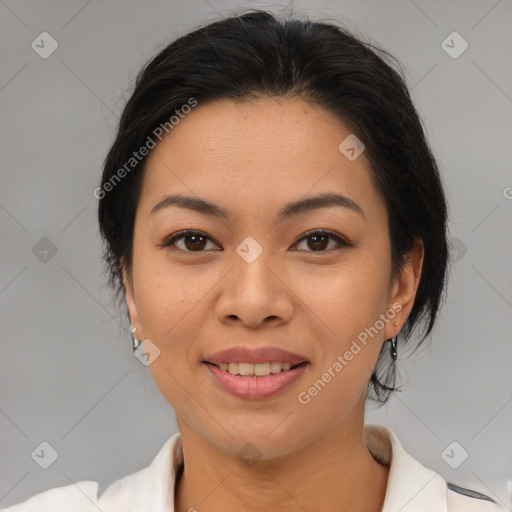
137,97,385,221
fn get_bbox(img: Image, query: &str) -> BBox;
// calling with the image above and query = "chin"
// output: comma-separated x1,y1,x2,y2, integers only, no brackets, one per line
207,422,310,462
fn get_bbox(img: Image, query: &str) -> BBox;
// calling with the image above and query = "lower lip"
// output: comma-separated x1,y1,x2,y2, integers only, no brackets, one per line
205,362,309,400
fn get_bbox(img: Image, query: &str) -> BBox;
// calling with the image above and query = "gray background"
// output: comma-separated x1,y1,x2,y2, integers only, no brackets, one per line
1,0,511,508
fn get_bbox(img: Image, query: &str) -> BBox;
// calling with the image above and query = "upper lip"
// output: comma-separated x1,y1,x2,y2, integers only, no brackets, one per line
205,346,309,365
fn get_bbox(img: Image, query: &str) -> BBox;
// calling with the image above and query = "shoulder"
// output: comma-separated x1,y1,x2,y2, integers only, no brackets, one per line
1,481,100,512
2,434,181,512
364,424,507,512
447,482,508,511
1,472,147,512
1,469,151,512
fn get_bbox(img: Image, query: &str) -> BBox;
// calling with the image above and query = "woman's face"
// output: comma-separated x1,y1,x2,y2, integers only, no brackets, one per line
124,97,422,459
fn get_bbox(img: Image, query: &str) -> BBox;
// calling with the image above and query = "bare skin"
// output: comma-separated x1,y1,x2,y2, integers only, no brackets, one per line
123,97,424,511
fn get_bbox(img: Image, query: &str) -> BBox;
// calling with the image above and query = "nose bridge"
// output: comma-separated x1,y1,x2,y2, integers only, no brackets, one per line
232,234,279,299
215,234,294,327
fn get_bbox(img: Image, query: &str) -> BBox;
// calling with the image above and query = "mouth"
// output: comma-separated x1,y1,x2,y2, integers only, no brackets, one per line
202,346,310,399
203,361,308,377
203,360,310,399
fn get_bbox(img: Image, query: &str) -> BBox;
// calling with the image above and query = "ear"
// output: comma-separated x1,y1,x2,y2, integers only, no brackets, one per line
121,260,140,330
383,238,424,340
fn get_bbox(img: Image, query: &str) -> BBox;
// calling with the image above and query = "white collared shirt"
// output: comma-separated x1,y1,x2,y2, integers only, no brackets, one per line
3,424,506,511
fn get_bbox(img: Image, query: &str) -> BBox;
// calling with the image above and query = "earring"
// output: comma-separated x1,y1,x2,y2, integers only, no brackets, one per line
387,322,399,361
389,336,397,361
131,326,141,351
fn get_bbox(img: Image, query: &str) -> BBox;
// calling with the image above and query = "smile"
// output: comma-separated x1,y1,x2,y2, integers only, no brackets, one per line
210,361,301,377
204,361,309,399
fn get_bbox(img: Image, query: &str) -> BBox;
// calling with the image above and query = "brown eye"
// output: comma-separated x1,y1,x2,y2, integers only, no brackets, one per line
294,230,350,252
182,233,208,251
159,229,349,254
159,231,220,252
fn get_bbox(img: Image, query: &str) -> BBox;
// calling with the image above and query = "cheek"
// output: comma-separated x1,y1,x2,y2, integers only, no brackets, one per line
293,254,390,407
133,245,211,339
293,262,389,420
299,253,391,341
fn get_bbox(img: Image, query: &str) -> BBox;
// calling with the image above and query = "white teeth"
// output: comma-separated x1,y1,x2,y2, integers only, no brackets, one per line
270,361,282,373
216,361,298,376
254,362,270,376
238,363,254,376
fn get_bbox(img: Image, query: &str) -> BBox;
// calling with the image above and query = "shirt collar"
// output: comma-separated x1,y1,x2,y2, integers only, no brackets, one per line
364,423,447,512
98,423,448,511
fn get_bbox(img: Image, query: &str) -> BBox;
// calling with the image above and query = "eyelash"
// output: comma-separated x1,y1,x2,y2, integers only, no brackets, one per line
158,229,351,254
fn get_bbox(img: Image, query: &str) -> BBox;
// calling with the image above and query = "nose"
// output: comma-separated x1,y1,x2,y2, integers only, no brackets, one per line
214,249,294,329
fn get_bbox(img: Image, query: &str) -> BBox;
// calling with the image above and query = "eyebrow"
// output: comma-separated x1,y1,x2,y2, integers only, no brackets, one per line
150,192,365,220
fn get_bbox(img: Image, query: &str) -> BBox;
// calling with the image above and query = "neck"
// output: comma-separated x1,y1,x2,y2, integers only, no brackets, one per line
174,410,389,512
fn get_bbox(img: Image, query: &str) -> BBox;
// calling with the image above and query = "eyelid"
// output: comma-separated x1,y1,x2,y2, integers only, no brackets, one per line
293,229,351,249
158,228,351,253
157,230,221,250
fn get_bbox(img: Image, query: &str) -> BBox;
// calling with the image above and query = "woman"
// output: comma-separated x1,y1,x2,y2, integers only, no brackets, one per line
5,10,505,512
